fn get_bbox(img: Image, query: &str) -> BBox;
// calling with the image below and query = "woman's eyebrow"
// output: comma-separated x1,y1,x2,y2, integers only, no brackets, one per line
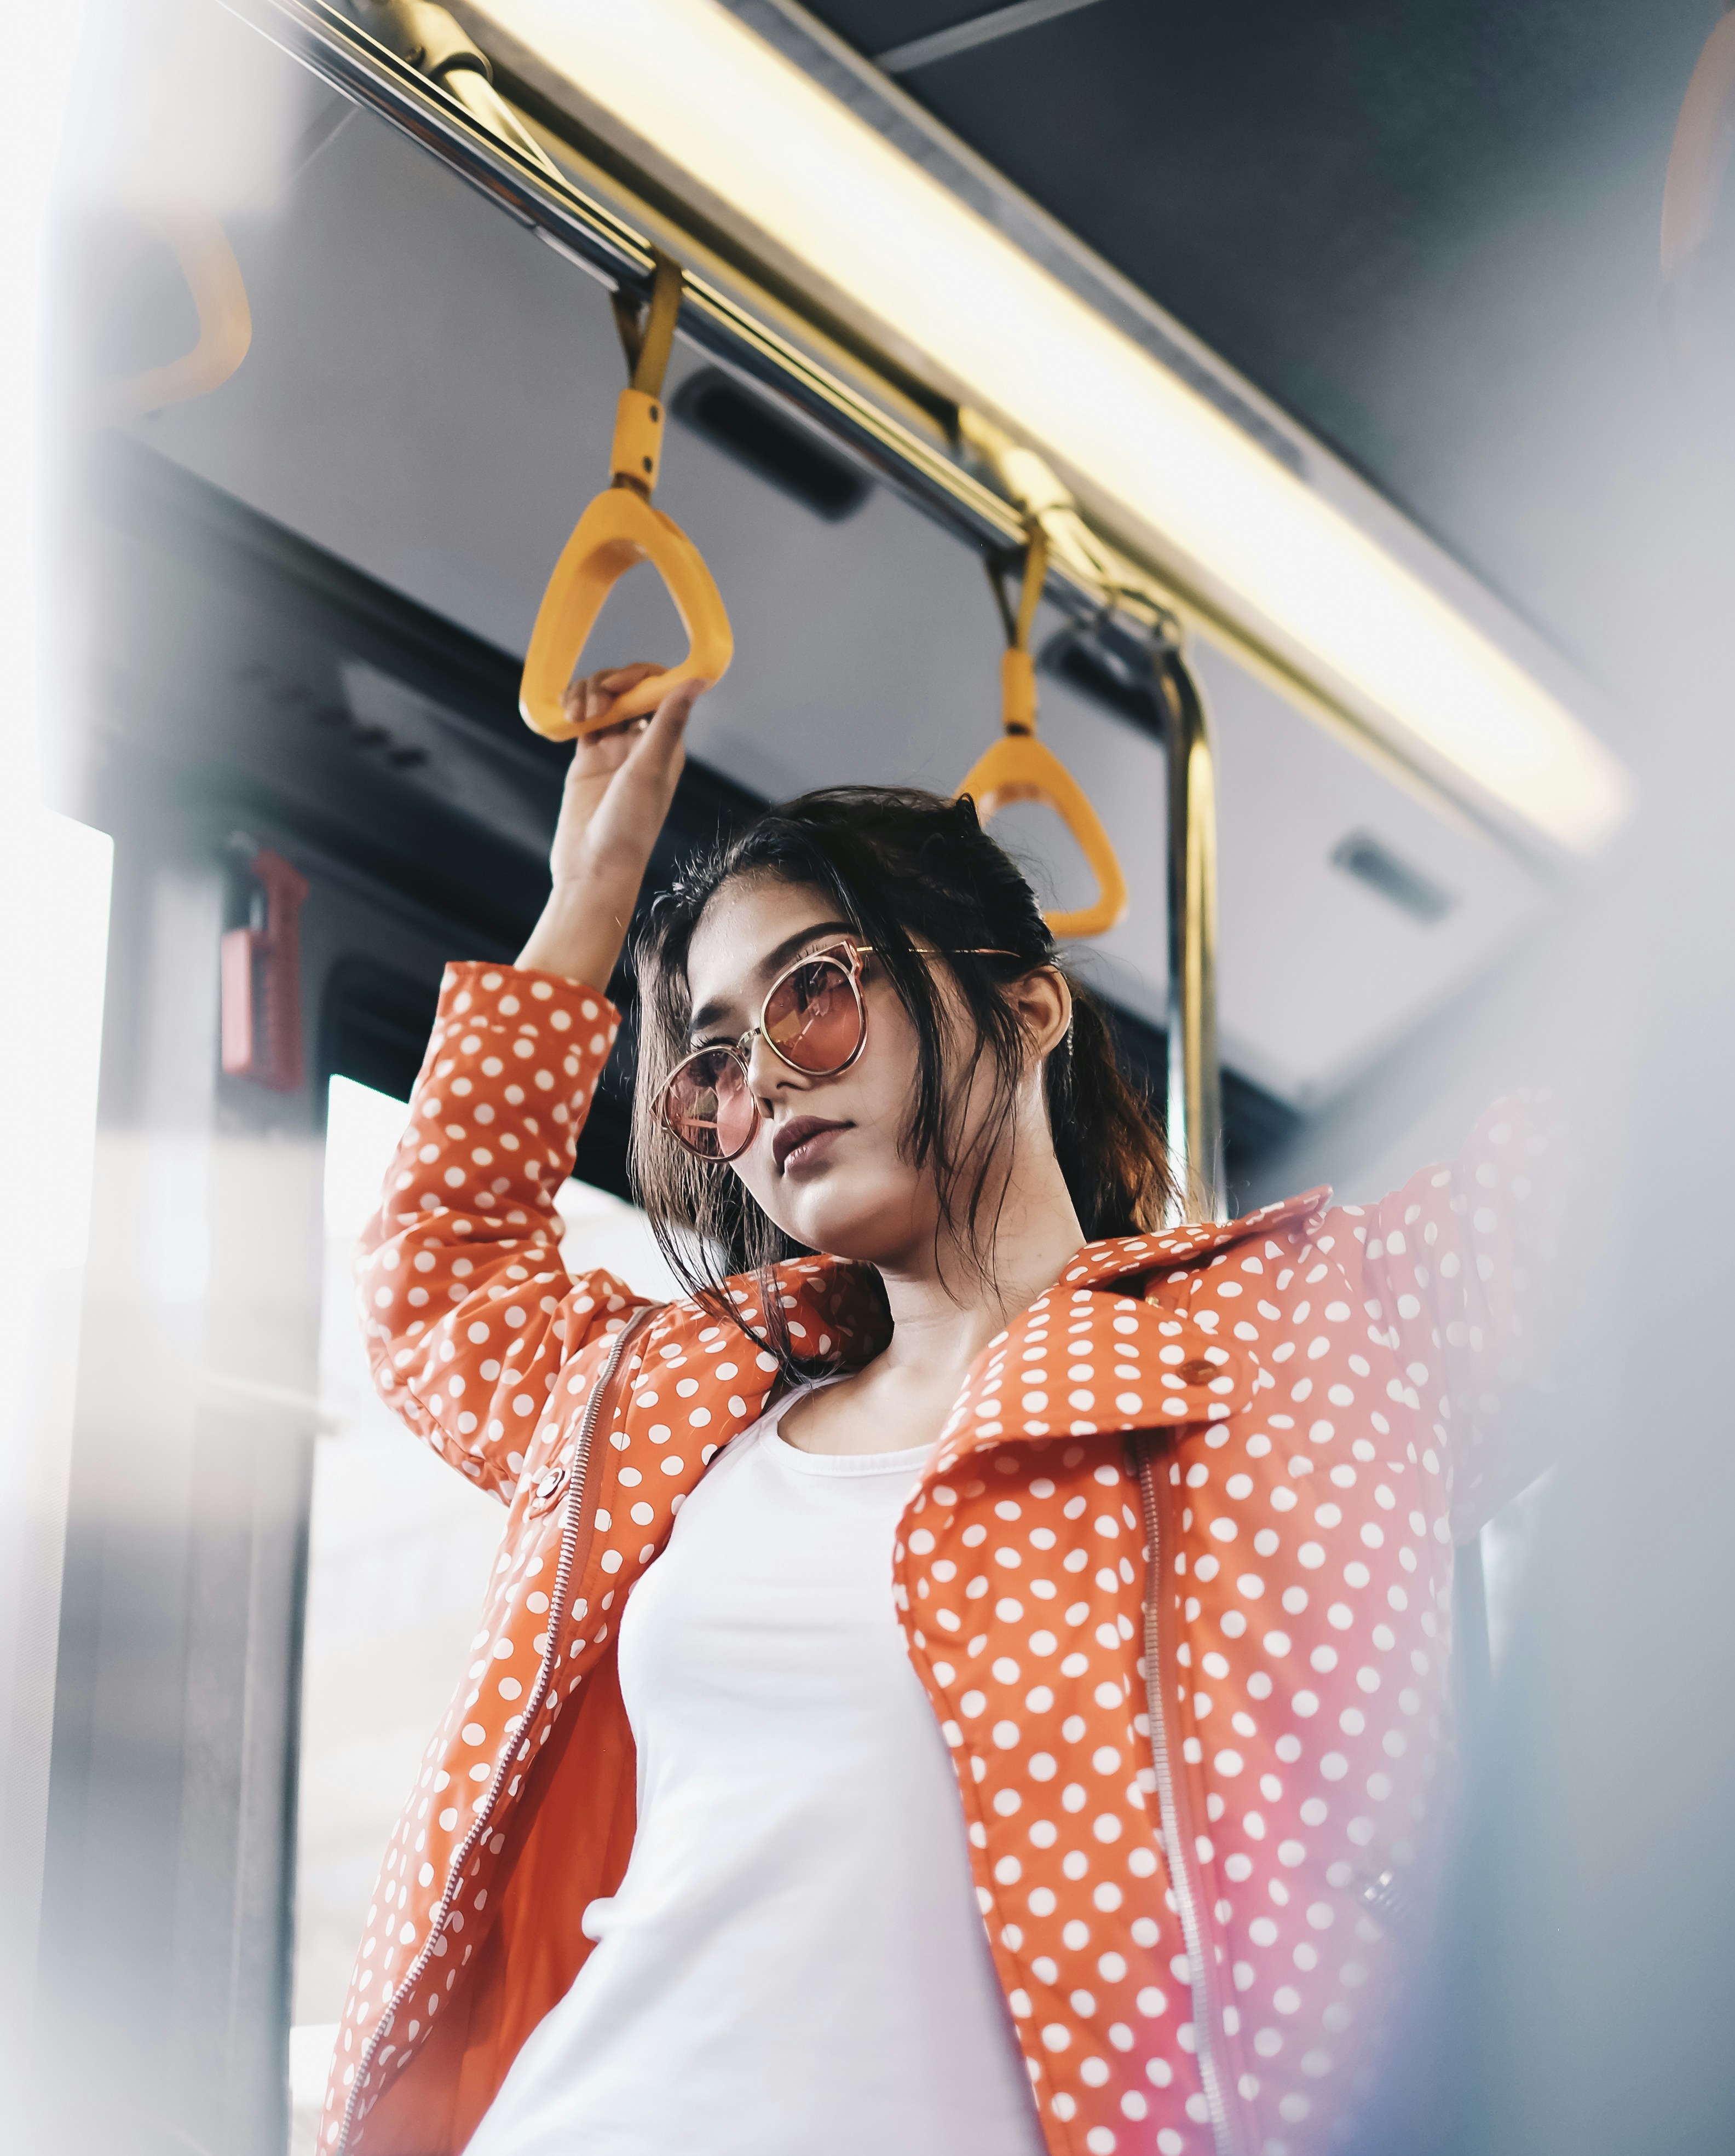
687,918,856,1036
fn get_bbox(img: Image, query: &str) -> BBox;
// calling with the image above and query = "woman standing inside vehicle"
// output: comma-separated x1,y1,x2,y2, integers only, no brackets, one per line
322,669,1557,2156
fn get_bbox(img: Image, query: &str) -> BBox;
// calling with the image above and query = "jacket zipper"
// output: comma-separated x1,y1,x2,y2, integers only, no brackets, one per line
1135,1439,1248,2156
333,1309,653,2156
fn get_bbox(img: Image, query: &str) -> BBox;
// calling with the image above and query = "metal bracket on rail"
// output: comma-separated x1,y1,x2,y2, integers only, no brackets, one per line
336,1,564,178
957,407,1182,664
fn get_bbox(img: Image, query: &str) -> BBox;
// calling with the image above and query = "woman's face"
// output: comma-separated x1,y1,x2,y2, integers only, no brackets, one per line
679,876,968,1269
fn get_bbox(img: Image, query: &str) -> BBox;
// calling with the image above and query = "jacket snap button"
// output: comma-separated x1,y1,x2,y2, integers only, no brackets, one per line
1179,1360,1217,1384
535,1467,565,1502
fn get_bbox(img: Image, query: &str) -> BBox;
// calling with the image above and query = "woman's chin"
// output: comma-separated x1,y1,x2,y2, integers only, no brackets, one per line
773,1184,925,1269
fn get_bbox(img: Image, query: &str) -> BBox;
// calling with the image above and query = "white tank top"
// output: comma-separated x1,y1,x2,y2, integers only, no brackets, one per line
466,1382,1047,2156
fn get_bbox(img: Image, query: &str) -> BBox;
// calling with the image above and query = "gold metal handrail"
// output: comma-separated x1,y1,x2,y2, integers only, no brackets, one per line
956,413,1221,1216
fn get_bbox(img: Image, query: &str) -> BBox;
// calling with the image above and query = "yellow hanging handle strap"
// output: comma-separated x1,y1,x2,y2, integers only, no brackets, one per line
520,254,734,740
956,526,1129,941
105,206,252,422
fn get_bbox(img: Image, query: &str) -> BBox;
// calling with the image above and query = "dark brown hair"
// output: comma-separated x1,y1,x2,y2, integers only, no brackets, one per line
627,786,1177,1364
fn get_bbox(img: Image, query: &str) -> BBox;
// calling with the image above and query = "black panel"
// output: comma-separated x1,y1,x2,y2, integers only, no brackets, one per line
804,0,1714,646
88,437,566,948
1041,628,1165,737
675,369,872,521
817,0,981,50
88,439,766,1206
320,956,442,1102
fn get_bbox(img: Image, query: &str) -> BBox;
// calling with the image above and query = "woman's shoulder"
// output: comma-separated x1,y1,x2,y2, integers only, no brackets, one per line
633,1252,890,1368
1055,1188,1333,1296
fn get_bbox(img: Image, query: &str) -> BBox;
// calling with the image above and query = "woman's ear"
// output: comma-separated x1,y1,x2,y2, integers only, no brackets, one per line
1009,966,1074,1062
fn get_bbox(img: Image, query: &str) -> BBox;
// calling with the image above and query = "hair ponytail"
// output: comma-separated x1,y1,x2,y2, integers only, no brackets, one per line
1044,984,1174,1242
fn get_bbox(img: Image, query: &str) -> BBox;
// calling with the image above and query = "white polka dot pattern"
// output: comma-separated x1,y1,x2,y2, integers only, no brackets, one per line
325,963,1563,2156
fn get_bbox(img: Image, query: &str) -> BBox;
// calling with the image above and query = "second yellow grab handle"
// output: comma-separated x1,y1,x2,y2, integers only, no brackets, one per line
957,648,1130,943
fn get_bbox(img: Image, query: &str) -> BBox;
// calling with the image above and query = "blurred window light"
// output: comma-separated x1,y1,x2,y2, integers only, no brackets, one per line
322,1073,422,1244
0,814,114,1273
1481,1471,1555,1674
473,0,1629,854
0,1,105,2077
0,807,112,2087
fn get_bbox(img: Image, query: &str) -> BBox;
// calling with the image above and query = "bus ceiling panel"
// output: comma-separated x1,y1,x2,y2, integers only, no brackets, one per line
456,0,1627,852
958,616,1544,1109
95,47,1542,1108
203,0,1022,557
183,0,1633,864
796,0,1708,695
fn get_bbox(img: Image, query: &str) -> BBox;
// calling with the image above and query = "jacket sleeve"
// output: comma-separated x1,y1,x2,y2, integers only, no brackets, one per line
1339,1092,1570,1539
354,960,663,1502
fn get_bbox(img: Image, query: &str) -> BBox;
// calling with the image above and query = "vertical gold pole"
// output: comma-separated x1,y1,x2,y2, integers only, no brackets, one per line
1158,656,1224,1224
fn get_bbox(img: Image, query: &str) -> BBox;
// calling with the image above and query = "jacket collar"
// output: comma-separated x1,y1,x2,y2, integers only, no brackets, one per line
1051,1186,1330,1287
764,1186,1333,1464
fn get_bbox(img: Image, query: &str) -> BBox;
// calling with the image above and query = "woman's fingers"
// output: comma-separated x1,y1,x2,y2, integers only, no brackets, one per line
641,675,706,749
624,676,706,792
559,660,667,732
558,675,707,890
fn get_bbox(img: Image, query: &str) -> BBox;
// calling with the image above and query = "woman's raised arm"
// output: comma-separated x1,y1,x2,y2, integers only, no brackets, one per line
516,663,704,988
353,668,707,1500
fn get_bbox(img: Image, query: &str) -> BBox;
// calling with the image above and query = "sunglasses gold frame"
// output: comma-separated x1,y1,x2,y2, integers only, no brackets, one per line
653,938,1013,1163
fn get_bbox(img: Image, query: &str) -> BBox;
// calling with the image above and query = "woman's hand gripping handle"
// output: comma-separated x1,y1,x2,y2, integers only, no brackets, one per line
516,664,707,987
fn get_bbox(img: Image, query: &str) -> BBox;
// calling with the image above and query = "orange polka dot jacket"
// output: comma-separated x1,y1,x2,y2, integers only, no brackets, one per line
324,961,1563,2156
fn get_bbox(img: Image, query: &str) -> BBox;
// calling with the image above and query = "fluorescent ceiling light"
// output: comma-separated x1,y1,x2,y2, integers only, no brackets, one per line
479,0,1629,854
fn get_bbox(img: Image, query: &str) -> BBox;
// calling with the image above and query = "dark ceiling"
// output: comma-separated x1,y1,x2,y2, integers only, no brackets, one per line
802,1,1722,710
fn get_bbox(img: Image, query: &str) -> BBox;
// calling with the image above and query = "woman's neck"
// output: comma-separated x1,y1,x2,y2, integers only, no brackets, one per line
779,1107,1086,1456
869,1133,1086,1396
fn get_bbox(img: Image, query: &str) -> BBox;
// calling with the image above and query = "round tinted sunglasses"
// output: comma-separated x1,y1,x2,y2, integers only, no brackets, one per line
654,938,1013,1163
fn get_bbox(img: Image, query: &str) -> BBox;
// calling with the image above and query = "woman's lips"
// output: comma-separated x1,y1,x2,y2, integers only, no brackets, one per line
773,1116,850,1172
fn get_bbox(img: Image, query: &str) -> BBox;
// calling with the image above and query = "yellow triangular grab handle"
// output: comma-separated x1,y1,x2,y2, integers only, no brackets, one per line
957,530,1129,940
520,448,734,740
958,721,1130,941
520,257,734,741
107,207,252,421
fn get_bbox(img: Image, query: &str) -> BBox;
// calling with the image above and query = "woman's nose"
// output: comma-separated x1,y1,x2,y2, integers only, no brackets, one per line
744,1026,803,1102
